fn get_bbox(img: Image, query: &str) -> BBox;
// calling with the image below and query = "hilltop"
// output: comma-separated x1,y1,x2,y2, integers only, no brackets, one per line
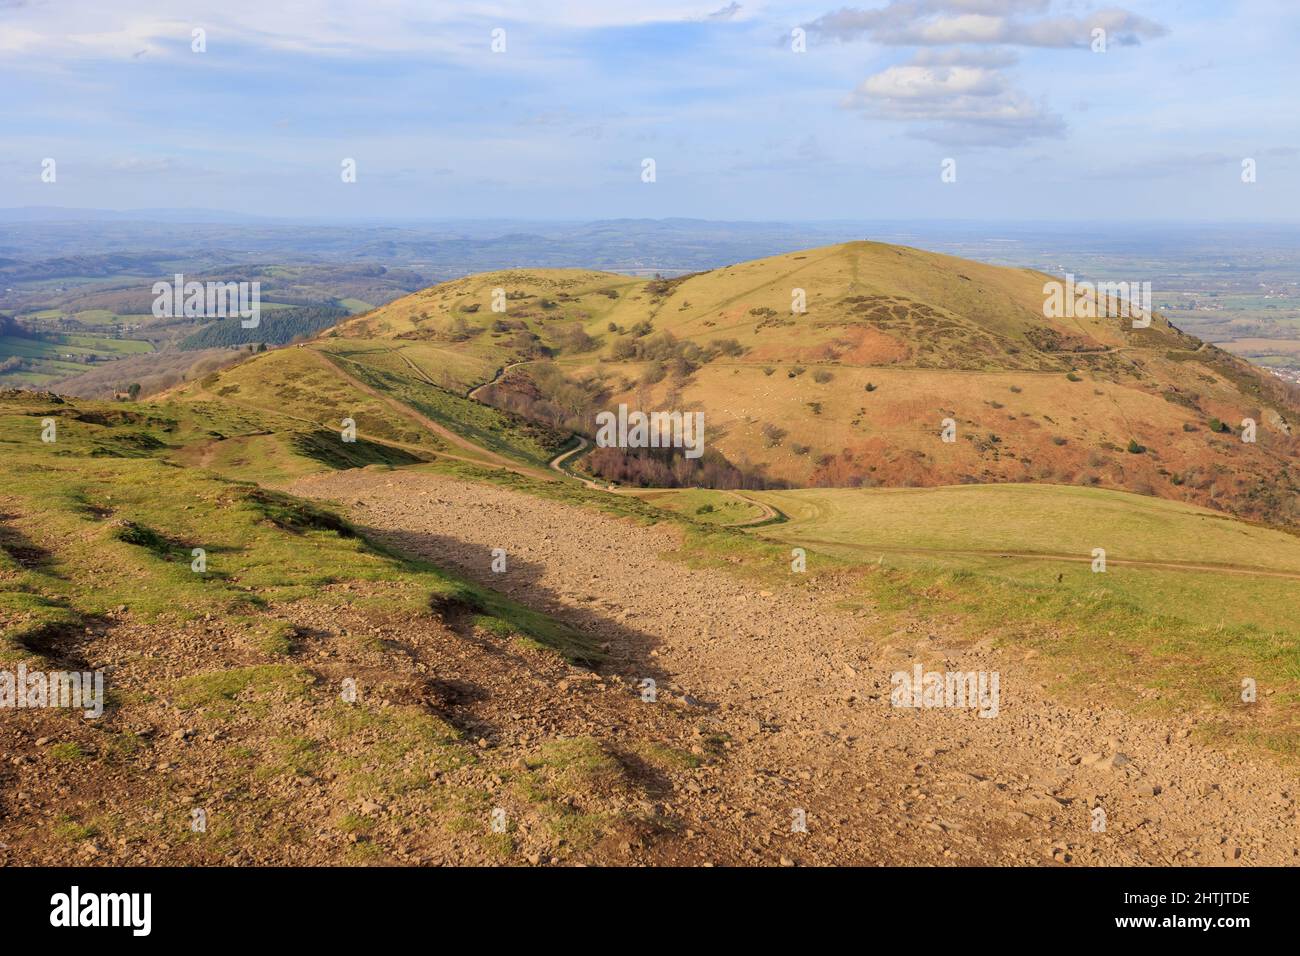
186,240,1299,528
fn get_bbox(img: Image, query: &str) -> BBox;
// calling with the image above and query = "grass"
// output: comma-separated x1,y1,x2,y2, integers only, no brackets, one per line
52,814,98,842
174,665,315,717
328,703,468,799
254,735,323,780
176,347,449,458
303,240,1295,529
0,390,600,666
635,488,767,526
751,484,1300,574
737,482,1300,758
321,350,565,466
513,737,628,849
49,741,87,762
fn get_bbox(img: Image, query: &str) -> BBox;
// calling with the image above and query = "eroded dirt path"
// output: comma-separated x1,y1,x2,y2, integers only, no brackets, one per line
293,469,1300,866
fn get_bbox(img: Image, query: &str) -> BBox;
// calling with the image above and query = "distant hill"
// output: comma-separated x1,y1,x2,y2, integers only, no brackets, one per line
185,241,1300,527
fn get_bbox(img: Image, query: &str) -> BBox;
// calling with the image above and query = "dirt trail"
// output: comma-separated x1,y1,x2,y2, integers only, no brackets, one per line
467,360,531,402
762,536,1300,582
310,349,554,481
292,469,1300,866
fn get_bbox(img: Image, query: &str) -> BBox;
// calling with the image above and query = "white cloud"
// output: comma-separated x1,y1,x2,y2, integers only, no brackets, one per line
804,1,1165,48
845,52,1064,145
808,2,1165,146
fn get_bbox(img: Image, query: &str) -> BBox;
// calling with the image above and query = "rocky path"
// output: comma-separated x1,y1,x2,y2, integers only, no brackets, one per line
293,469,1300,866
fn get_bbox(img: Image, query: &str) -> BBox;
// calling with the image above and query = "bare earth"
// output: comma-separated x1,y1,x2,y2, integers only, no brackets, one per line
292,469,1300,866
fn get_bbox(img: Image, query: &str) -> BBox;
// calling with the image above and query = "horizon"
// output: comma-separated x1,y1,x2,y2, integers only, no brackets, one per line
6,207,1300,228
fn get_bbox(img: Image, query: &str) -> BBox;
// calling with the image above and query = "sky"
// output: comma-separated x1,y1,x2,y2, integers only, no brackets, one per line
0,0,1297,221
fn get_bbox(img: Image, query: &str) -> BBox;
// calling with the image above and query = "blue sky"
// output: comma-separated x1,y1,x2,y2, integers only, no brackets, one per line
1,0,1296,221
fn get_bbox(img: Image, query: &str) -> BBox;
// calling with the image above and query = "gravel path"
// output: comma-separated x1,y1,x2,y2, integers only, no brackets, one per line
293,469,1300,866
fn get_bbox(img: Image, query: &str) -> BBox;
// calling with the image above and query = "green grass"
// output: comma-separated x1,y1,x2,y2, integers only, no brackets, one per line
740,482,1300,758
749,482,1300,633
513,737,628,849
752,483,1300,573
0,391,599,665
52,814,98,842
321,350,566,467
328,703,468,799
0,332,154,387
49,741,87,762
636,488,766,526
174,665,315,717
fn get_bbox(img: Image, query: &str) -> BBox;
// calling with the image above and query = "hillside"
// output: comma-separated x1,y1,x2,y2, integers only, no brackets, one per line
0,388,730,865
267,240,1299,527
7,234,1300,864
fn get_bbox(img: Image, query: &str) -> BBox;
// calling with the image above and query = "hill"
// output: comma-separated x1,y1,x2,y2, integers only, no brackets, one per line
8,227,1300,862
286,240,1299,527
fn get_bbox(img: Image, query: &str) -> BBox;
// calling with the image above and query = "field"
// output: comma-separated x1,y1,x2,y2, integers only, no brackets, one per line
745,483,1300,627
634,487,768,526
704,482,1300,752
0,332,154,387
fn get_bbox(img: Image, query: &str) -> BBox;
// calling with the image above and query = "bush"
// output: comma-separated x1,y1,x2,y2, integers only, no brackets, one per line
1127,438,1146,454
812,369,833,383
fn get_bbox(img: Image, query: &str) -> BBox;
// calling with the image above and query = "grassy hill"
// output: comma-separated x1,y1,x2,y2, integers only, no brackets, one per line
280,240,1297,527
1,388,739,865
